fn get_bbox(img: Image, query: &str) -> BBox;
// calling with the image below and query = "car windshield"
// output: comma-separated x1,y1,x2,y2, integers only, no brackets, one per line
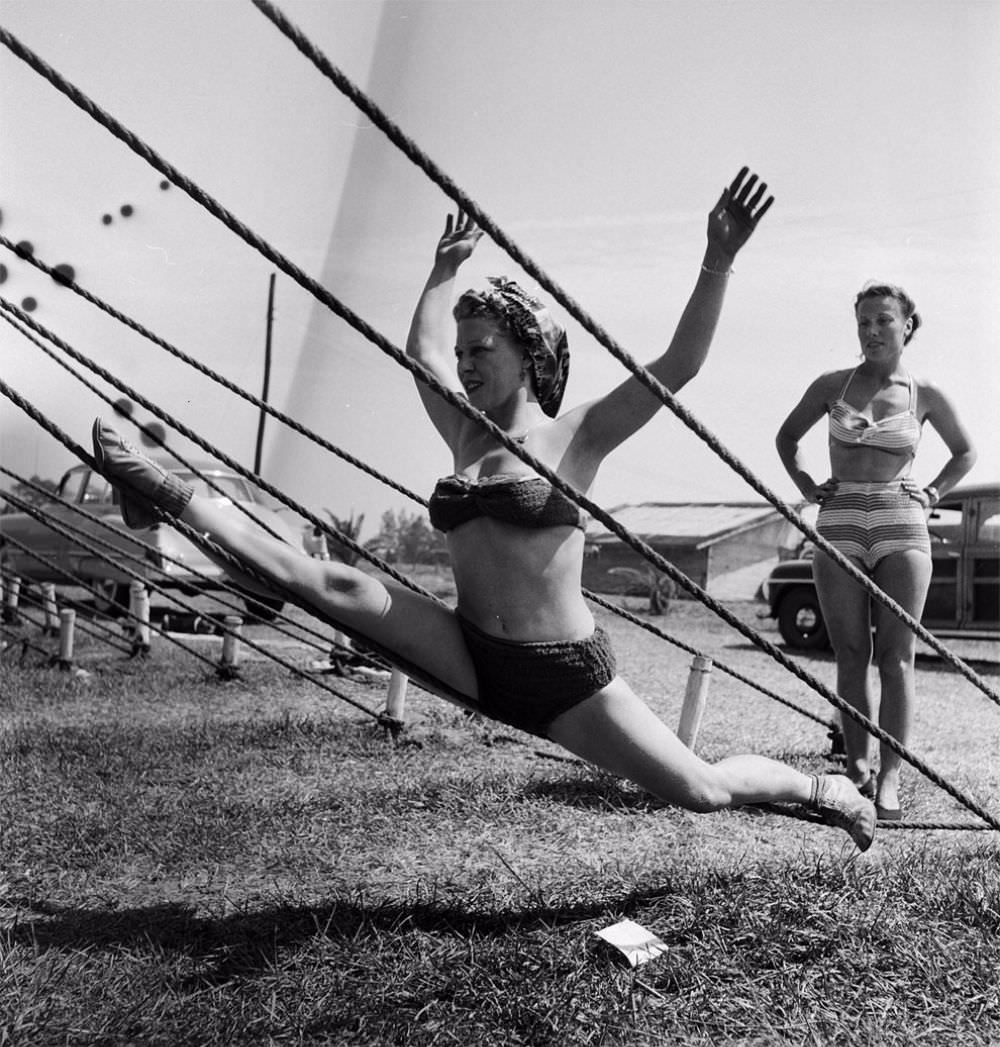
57,467,254,506
174,472,254,502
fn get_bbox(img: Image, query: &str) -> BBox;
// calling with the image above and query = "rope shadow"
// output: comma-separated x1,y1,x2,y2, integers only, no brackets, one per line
5,884,688,984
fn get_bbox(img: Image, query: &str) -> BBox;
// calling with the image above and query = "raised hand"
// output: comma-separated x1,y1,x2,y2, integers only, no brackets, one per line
706,167,774,261
434,209,483,270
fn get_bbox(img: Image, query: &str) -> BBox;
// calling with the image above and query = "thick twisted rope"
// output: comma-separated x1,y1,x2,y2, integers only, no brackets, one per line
0,232,421,510
0,313,387,665
0,296,445,607
0,466,378,671
0,510,227,673
0,375,487,719
4,363,997,830
583,591,832,729
0,483,395,719
0,241,836,730
2,26,996,825
0,558,135,655
247,1,1000,706
0,306,314,550
3,24,994,709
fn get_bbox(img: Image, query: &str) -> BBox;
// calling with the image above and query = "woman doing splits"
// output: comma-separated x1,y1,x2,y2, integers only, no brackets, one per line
92,169,877,850
776,282,976,819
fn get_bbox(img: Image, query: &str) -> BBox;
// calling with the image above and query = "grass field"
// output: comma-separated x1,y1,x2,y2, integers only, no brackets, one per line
2,589,998,1046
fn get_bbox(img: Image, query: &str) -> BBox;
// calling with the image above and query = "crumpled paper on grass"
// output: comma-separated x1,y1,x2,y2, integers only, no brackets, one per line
594,919,668,967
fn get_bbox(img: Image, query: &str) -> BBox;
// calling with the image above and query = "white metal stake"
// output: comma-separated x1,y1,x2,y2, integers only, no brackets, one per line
58,608,76,668
4,575,21,624
385,668,409,722
129,581,151,652
677,655,713,750
41,583,59,634
219,615,243,675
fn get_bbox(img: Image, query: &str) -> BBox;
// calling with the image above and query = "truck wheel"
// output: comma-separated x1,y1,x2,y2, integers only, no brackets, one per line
241,593,284,623
777,588,830,650
92,580,131,616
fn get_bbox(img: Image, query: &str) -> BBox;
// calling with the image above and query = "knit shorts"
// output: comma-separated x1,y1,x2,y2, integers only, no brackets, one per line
456,615,618,738
817,480,931,572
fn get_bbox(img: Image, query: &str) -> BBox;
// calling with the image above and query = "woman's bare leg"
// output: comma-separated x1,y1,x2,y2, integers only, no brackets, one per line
549,678,876,849
175,494,481,700
870,549,932,812
813,551,875,788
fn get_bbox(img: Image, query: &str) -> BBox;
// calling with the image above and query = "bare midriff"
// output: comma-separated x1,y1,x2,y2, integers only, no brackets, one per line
829,441,916,484
447,520,594,642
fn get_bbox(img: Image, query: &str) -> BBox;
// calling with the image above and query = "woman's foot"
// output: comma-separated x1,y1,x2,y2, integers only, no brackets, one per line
91,418,193,529
811,774,877,851
875,773,902,821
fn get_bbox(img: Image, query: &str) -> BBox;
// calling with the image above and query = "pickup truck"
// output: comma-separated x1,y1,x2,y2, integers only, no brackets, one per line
759,483,1000,649
0,459,303,619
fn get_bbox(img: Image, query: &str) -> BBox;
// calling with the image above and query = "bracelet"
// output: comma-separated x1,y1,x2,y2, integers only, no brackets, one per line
923,485,939,506
701,263,732,277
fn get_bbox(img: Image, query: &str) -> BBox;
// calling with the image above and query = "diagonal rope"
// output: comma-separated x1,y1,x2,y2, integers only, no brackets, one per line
0,296,445,605
0,485,395,720
4,364,997,830
1,26,995,825
0,232,422,511
3,22,992,710
0,241,834,729
0,513,225,672
247,0,1000,705
0,313,391,667
0,376,488,719
0,569,134,655
0,467,378,671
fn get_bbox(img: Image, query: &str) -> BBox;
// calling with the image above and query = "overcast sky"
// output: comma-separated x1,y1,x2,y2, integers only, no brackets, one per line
1,0,997,536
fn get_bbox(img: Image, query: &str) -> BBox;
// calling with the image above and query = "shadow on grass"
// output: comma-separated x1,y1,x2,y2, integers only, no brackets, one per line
6,884,687,984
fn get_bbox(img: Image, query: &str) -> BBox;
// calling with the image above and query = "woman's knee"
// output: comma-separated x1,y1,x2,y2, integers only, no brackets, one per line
317,562,381,608
830,636,872,673
874,644,915,681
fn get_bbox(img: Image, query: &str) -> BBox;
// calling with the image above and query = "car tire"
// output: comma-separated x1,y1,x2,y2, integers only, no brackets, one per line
777,588,830,650
241,593,285,624
92,580,132,616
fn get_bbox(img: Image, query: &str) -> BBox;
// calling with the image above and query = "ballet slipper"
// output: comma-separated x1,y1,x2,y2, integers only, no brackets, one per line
91,418,193,530
810,774,877,851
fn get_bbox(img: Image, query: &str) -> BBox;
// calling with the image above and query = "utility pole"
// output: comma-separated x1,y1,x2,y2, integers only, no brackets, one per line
254,273,276,475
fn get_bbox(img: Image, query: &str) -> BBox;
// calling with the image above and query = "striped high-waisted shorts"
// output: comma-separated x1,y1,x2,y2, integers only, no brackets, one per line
816,480,930,572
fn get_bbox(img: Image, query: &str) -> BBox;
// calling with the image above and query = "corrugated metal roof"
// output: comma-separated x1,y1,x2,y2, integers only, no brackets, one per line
587,502,781,547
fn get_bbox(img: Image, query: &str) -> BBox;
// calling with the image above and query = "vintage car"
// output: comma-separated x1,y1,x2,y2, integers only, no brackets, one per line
0,459,303,619
760,483,1000,649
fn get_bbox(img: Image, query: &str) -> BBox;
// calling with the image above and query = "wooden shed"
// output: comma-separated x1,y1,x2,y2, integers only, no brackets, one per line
583,502,788,601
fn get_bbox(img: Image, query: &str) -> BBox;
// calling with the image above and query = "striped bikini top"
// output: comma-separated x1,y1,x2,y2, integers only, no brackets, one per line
828,369,921,454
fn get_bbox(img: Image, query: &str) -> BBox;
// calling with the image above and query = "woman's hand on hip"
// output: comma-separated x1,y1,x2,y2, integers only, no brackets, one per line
810,478,839,505
901,478,935,508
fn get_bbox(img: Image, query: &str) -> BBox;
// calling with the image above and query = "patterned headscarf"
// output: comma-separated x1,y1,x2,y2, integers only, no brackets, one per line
453,277,570,417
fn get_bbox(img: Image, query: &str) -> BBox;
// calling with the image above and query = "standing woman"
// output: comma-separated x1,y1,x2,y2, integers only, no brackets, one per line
776,283,976,818
91,169,879,851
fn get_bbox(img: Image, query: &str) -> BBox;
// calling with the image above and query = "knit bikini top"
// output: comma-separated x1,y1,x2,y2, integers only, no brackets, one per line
828,369,921,453
428,473,586,533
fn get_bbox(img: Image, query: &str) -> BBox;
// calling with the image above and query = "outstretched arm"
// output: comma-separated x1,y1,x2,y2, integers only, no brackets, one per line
573,168,774,456
406,211,483,448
